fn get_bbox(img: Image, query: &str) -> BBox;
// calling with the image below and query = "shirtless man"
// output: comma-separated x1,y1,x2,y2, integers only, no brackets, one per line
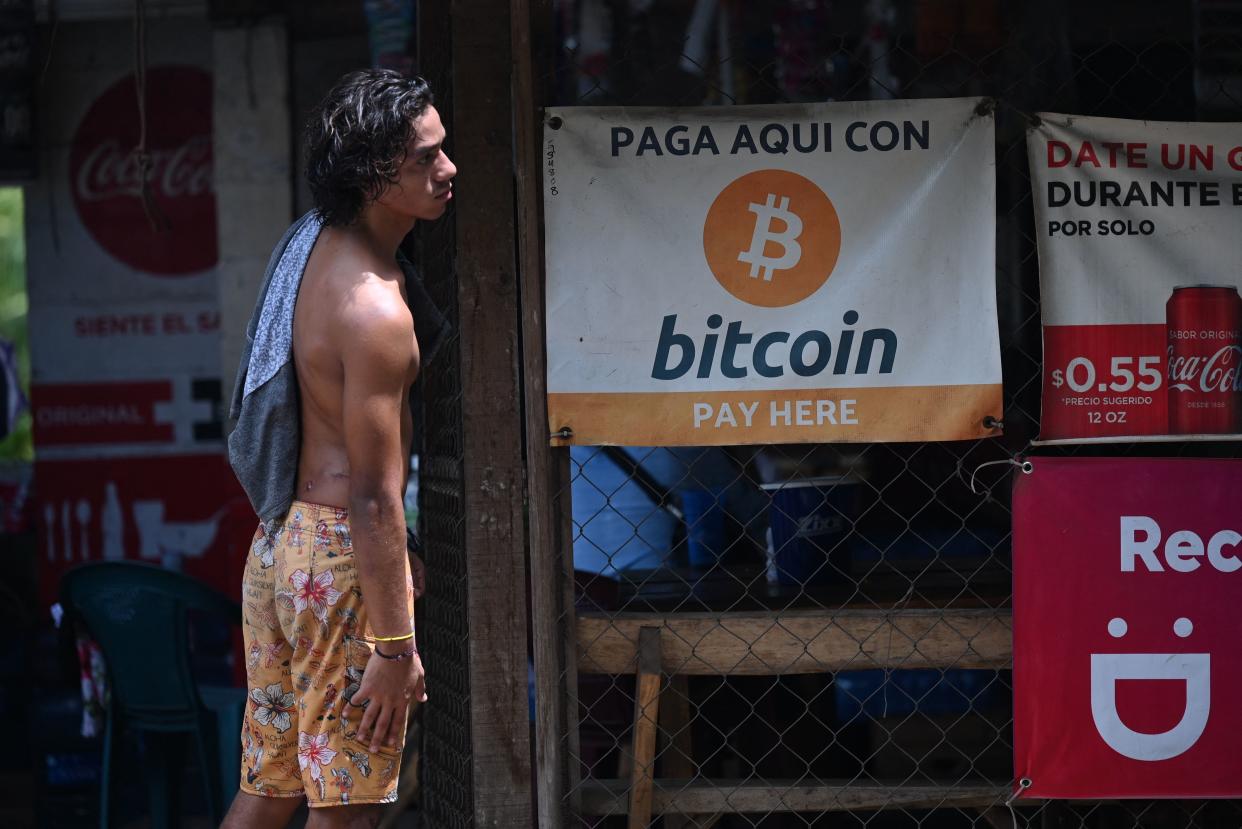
224,70,455,828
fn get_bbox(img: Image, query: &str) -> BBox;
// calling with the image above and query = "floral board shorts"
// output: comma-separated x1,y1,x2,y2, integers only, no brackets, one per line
239,500,414,807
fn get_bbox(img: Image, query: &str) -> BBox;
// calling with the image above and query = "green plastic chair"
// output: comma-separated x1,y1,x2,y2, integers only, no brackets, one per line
61,561,248,828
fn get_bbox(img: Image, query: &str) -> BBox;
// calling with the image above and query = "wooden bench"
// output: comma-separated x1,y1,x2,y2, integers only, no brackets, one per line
576,608,1014,826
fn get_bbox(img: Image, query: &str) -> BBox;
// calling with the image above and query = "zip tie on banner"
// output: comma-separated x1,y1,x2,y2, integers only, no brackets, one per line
968,457,1034,495
972,97,999,119
991,97,1042,129
1006,778,1032,828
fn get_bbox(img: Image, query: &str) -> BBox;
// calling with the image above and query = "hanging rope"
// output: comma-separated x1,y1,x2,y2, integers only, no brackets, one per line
38,1,60,90
1006,777,1033,828
968,457,1034,495
131,0,168,232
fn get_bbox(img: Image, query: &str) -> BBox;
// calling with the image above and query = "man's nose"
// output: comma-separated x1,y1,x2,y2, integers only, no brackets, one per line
438,154,457,181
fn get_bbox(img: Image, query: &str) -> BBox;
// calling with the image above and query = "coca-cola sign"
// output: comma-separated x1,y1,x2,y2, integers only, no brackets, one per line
69,66,216,276
1168,344,1242,394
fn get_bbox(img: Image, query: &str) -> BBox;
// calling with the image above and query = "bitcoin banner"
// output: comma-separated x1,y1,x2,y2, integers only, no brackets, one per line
542,98,1002,445
1030,114,1242,442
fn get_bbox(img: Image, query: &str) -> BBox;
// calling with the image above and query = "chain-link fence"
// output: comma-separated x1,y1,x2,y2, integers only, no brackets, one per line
527,1,1242,827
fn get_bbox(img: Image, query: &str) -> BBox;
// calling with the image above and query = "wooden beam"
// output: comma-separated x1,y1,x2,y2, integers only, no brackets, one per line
449,0,532,824
578,609,1012,675
627,628,663,829
581,780,1009,815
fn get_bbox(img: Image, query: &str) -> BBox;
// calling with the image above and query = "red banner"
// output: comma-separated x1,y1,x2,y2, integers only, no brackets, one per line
36,454,255,608
1013,457,1241,798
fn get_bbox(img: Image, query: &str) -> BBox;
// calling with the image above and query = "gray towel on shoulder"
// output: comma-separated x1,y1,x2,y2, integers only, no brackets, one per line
228,212,450,524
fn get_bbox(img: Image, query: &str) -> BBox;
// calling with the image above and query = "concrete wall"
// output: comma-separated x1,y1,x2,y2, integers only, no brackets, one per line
213,22,292,414
290,34,370,216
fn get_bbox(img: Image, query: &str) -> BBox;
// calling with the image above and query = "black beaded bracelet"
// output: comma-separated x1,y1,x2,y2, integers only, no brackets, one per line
374,643,416,661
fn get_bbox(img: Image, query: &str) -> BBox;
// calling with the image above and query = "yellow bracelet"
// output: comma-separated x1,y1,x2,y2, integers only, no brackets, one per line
372,631,415,642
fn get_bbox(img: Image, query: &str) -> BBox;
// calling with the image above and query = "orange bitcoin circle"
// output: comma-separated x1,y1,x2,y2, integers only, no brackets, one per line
702,169,841,308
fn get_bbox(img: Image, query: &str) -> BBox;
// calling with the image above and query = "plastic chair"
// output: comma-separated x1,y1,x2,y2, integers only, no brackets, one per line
61,561,247,828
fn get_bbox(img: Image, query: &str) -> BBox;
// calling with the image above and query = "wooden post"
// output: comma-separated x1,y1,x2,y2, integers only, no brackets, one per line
628,627,663,829
512,0,578,827
557,449,584,805
422,0,535,825
659,675,694,829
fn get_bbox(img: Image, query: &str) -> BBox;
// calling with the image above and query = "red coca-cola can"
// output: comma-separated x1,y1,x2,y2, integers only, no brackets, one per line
1166,285,1242,434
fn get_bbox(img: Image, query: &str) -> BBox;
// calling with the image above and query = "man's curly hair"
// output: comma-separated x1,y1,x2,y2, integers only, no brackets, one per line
304,70,435,227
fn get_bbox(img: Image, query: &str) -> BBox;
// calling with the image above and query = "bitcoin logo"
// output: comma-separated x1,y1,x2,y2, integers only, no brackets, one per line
703,169,841,307
739,194,803,281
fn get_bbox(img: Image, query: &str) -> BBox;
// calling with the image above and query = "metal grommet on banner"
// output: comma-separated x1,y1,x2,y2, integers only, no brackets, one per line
549,426,573,441
983,415,1003,431
1020,460,1034,474
547,116,563,130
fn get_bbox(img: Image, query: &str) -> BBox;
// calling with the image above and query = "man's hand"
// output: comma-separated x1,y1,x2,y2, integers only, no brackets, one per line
354,648,427,754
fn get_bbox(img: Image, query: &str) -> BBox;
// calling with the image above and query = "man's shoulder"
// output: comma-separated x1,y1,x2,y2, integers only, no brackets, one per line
332,279,413,374
308,240,409,321
339,271,413,328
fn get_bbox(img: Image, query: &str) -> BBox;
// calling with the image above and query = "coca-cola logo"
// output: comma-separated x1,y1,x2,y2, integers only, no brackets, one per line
69,66,216,276
75,137,212,204
1168,344,1242,394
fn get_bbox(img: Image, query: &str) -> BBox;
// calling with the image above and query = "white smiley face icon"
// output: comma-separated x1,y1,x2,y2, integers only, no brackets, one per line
1090,617,1210,762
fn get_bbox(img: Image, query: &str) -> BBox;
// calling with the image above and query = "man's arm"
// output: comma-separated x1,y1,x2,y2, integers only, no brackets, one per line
341,295,425,751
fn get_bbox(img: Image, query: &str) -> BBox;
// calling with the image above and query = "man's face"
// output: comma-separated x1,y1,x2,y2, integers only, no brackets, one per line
375,105,456,221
